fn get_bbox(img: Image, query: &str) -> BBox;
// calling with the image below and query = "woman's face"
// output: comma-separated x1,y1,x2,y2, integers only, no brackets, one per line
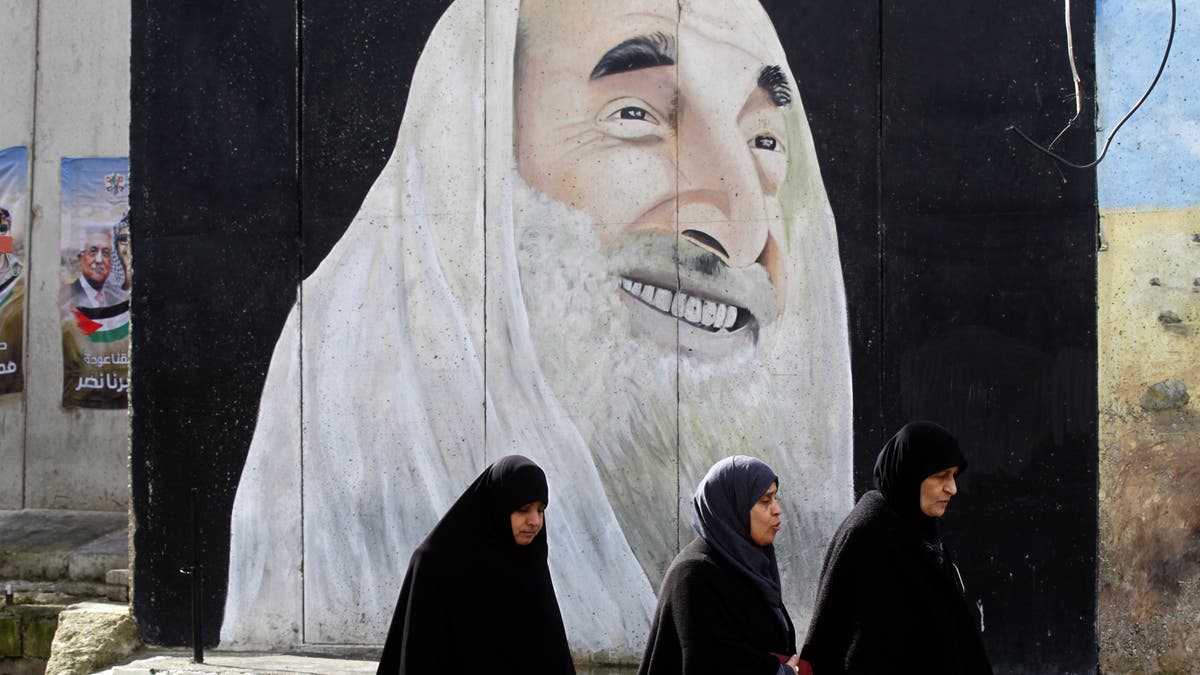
919,467,959,517
748,482,782,546
510,501,546,545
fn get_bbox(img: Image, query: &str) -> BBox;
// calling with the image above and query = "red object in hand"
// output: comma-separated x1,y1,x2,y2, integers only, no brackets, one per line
0,236,12,254
770,653,814,675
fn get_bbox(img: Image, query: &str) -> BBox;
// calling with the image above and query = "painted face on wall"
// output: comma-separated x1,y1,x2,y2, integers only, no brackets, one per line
509,0,835,587
515,0,790,361
79,230,114,290
225,0,852,649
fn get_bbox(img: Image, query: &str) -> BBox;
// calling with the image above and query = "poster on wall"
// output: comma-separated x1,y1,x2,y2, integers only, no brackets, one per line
0,146,28,396
59,157,131,409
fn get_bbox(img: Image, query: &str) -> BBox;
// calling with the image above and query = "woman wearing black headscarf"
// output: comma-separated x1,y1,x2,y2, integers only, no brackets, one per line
638,456,808,675
376,455,575,675
801,421,992,674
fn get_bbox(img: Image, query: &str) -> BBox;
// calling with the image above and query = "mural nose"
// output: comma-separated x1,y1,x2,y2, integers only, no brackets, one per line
678,221,768,270
675,126,769,268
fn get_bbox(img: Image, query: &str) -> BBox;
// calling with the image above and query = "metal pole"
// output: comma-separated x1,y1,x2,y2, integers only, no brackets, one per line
190,487,204,663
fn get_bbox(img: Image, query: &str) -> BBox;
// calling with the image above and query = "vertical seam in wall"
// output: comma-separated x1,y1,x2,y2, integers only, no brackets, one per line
876,0,885,437
673,0,682,555
295,0,306,645
482,2,489,468
23,0,45,510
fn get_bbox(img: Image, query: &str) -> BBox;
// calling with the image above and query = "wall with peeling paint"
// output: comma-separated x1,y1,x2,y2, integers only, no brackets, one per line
1096,0,1200,671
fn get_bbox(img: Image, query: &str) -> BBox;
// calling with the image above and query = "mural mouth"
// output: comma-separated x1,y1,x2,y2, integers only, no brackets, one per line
619,276,755,334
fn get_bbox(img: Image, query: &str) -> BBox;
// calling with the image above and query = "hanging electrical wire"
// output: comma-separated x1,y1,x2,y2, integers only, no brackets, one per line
1009,0,1176,170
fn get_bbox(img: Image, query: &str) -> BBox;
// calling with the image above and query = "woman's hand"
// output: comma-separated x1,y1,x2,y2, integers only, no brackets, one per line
785,654,813,675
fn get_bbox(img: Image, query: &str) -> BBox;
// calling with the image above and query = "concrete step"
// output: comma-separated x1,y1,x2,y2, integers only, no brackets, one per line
0,509,127,583
0,603,64,661
0,508,132,674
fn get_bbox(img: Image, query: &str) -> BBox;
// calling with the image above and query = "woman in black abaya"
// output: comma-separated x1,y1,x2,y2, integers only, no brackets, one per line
638,456,808,675
801,421,992,674
376,455,575,675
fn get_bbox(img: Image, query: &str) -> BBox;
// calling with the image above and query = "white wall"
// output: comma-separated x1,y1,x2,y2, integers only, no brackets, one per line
0,0,130,511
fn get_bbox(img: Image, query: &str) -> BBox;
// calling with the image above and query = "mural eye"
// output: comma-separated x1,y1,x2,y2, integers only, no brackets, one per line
610,106,658,124
752,134,780,151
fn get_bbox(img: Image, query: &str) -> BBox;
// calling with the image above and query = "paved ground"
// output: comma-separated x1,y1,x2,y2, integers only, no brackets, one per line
1,510,638,674
98,652,380,675
99,650,636,674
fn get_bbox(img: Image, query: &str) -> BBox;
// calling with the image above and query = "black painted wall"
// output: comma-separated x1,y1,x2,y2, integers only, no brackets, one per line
131,0,298,648
132,2,1097,671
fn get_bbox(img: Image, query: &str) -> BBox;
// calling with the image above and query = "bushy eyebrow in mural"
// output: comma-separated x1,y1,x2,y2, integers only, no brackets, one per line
222,0,853,659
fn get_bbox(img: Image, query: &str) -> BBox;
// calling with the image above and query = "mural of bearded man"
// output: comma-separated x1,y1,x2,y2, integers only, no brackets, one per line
223,0,853,658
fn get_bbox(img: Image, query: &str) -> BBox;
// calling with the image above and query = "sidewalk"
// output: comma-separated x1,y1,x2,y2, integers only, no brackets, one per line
97,652,379,675
0,510,637,675
99,650,636,674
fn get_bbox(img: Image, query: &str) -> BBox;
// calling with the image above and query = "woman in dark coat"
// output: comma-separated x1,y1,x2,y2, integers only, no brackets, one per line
376,455,575,675
638,455,807,675
801,421,992,674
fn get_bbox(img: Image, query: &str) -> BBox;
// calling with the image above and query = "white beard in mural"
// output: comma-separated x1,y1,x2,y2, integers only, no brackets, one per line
221,0,854,656
514,173,790,585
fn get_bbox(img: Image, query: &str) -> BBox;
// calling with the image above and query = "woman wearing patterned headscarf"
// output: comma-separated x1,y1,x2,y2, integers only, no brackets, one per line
801,421,992,674
638,456,807,675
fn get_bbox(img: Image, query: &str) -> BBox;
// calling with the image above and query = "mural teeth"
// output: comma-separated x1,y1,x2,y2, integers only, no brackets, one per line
653,288,673,311
670,293,686,317
622,278,742,331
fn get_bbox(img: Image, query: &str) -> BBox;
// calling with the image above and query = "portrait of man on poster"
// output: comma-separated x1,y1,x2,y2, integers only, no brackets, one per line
64,224,127,311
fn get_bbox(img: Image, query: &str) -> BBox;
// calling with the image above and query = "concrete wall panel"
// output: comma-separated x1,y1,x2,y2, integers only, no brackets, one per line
0,0,39,509
24,0,130,510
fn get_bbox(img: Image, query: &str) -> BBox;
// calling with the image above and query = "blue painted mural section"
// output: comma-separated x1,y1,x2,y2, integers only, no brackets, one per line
1097,0,1198,208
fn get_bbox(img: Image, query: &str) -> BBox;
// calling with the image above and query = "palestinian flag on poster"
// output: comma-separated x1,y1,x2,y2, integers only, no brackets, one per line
0,270,17,309
72,300,129,343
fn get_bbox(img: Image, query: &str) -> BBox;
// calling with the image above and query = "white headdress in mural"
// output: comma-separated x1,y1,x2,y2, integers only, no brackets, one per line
223,0,852,656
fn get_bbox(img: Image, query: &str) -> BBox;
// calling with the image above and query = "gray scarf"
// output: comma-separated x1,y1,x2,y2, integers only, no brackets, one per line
692,455,784,610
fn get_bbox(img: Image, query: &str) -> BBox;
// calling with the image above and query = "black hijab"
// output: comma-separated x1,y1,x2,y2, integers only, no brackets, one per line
801,422,992,674
376,455,574,675
872,420,968,542
692,456,784,615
